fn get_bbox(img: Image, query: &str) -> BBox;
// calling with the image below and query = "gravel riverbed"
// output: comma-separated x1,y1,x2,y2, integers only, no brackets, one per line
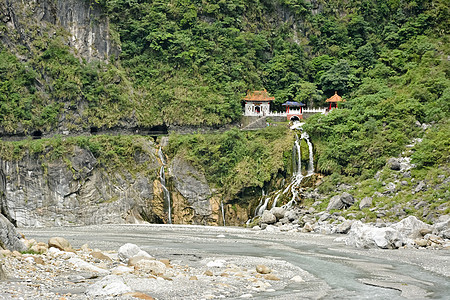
1,224,449,299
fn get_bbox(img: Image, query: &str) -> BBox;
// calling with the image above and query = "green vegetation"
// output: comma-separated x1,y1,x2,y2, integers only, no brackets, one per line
0,0,449,218
0,135,157,174
167,126,293,199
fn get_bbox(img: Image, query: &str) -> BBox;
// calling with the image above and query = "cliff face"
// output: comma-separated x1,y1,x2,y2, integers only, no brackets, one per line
1,0,119,62
0,139,250,227
0,146,158,226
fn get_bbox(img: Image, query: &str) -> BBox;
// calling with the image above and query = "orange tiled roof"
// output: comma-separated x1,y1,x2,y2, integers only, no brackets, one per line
326,91,345,102
243,89,275,102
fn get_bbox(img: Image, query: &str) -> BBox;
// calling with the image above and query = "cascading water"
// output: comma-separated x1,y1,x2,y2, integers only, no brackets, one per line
281,130,315,210
158,148,172,224
221,201,226,226
251,126,315,218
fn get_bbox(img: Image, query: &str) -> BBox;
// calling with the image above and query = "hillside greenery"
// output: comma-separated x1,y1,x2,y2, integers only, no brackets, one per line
0,0,449,203
167,126,294,199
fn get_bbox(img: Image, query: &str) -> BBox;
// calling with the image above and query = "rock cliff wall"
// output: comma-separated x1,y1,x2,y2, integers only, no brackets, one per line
0,139,250,227
1,0,119,62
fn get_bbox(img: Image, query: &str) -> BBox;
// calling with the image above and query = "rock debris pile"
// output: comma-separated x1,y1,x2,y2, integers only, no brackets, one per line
0,237,308,299
253,207,450,250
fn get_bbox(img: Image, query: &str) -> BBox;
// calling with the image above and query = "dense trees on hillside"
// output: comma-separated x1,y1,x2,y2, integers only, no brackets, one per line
0,0,449,178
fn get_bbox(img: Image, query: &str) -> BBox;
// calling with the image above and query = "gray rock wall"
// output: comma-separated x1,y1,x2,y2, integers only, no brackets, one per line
1,0,119,62
0,145,161,227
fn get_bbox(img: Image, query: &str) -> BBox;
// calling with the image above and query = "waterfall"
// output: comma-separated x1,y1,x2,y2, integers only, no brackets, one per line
250,127,315,218
221,201,226,226
281,131,314,210
158,147,166,165
292,135,301,176
271,192,281,209
159,153,172,224
256,197,271,216
302,132,314,175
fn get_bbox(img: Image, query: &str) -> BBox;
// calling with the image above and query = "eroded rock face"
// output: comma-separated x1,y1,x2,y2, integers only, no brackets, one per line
169,156,214,224
0,144,162,227
0,214,26,252
1,0,120,62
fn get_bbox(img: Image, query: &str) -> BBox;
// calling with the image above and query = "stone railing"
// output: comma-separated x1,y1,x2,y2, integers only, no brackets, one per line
243,108,326,117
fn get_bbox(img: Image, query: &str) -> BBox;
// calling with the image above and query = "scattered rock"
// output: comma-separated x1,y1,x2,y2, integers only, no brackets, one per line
30,242,48,254
256,265,271,274
48,237,72,251
85,275,132,297
264,274,280,281
270,207,286,220
413,181,427,194
68,257,109,274
134,259,166,275
387,158,401,170
0,262,6,280
359,197,372,210
204,270,214,276
91,251,112,261
290,275,304,283
118,243,151,263
125,292,155,300
284,210,298,222
128,255,154,267
336,220,354,234
260,211,276,224
206,259,226,268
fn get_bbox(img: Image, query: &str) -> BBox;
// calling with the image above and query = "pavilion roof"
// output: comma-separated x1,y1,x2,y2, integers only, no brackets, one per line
325,91,345,102
243,89,275,102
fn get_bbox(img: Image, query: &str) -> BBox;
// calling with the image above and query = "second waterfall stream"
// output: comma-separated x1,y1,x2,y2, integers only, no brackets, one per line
253,128,315,217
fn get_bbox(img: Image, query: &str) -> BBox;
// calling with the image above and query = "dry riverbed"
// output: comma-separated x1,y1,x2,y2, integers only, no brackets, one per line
1,224,449,299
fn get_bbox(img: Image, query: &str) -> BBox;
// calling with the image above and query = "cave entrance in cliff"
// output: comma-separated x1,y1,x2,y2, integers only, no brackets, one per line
32,130,42,139
90,127,99,135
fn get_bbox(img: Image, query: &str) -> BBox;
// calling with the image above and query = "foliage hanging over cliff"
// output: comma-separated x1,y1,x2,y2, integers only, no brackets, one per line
0,0,449,179
167,126,294,199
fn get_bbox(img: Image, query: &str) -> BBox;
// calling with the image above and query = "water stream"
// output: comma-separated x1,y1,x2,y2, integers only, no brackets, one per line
253,128,315,216
158,147,172,224
22,225,450,300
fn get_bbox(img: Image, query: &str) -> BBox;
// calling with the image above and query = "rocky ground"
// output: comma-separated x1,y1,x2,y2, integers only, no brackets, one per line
0,236,309,300
253,206,450,250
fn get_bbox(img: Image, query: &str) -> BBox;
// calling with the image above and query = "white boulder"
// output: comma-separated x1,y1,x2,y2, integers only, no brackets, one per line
345,221,404,249
118,243,151,263
85,275,132,296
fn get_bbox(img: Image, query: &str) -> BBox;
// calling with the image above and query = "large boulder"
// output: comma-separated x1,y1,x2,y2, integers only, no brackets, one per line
0,214,26,252
327,193,355,211
345,221,404,249
359,197,373,210
327,195,344,211
270,207,286,220
118,243,151,263
85,275,132,297
48,237,72,251
432,216,450,238
260,210,276,224
340,193,355,206
390,216,432,239
387,158,401,171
